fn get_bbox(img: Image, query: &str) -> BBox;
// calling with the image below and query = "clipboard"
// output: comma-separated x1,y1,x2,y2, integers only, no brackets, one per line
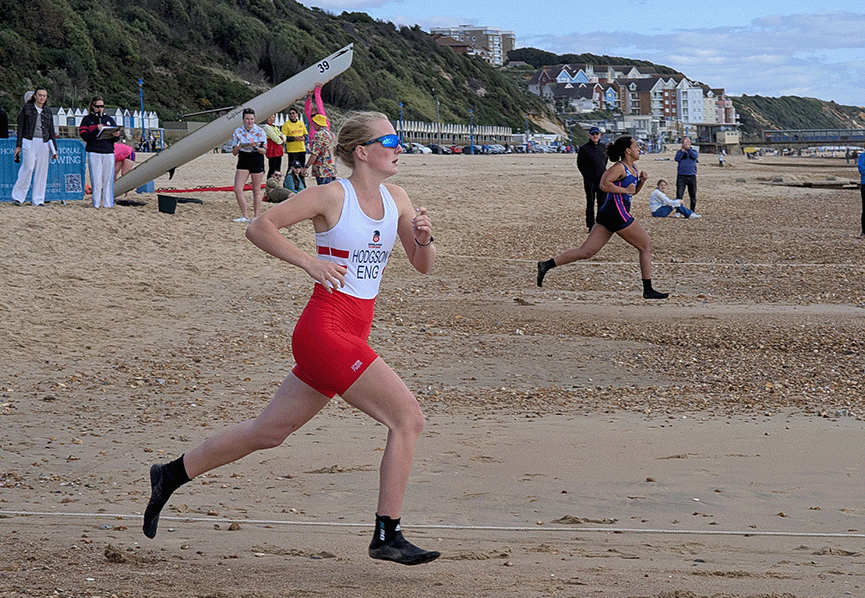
97,126,122,140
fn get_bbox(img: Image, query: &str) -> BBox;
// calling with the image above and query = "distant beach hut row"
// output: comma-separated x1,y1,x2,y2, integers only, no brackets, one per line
50,107,161,133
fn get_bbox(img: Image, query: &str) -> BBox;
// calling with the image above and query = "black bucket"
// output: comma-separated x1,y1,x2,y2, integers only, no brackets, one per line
157,194,177,214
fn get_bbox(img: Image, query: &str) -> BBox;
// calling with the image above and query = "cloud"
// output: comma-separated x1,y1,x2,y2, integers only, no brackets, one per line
523,12,865,105
370,12,471,28
296,1,468,29
289,4,865,105
297,0,394,8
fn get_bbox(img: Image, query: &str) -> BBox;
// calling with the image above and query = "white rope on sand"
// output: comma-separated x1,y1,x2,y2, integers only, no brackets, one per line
438,253,863,268
1,509,863,538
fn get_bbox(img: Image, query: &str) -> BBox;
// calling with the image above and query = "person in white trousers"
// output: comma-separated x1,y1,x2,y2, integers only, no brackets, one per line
88,151,115,208
79,96,119,208
12,88,58,206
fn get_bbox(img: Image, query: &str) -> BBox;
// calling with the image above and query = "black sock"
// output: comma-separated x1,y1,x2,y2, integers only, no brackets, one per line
142,456,190,539
368,514,440,565
642,279,669,299
370,514,400,547
537,258,556,287
165,455,191,485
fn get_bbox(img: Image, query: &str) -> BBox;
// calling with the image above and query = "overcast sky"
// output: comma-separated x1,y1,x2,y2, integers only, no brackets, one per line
297,0,865,107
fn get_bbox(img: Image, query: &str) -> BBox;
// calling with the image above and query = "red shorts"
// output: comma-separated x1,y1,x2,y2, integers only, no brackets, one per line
291,284,378,398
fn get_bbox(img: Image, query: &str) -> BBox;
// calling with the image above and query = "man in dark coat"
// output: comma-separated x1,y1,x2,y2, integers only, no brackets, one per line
0,106,8,138
576,126,607,232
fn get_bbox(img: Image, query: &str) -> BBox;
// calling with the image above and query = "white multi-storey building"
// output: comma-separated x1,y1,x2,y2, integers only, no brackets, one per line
429,25,515,66
676,79,705,125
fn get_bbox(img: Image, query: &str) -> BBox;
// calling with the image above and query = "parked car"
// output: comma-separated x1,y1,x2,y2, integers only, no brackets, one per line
448,145,463,154
409,142,432,154
429,144,451,155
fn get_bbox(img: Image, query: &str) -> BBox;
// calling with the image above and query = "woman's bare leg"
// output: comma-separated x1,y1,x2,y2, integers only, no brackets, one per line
340,358,425,518
616,220,653,279
617,221,668,298
234,169,249,219
553,224,614,266
250,172,264,220
144,373,329,538
340,357,439,565
538,225,613,286
183,374,331,478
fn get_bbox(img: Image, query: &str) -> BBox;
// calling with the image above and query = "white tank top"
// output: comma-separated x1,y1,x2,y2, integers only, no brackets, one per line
314,178,399,300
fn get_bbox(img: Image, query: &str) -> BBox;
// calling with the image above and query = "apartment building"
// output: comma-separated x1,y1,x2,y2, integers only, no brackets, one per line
529,64,738,127
429,25,516,66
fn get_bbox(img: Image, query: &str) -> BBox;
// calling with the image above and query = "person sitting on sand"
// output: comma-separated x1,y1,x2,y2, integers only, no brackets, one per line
264,171,290,203
649,179,700,219
283,159,306,196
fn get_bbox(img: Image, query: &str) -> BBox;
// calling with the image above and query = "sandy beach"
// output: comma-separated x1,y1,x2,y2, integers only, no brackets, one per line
1,150,863,597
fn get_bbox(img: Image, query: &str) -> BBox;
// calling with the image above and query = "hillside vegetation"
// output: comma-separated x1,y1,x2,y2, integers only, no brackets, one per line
0,0,550,131
733,95,865,140
507,47,681,75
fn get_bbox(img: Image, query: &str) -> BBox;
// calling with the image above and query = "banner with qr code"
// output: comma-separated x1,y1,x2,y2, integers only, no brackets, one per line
1,138,86,203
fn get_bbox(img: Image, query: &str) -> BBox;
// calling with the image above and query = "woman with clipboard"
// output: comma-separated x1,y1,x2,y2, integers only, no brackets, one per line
79,96,120,208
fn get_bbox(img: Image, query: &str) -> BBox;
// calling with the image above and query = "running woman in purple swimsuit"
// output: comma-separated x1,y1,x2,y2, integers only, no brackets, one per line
537,135,669,299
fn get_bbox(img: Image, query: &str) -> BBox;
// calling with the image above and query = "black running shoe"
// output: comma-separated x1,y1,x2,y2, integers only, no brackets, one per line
537,261,549,287
369,532,440,565
143,463,172,539
643,289,669,299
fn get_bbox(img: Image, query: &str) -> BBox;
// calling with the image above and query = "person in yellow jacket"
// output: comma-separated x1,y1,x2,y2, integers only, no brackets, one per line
263,114,287,179
281,106,308,181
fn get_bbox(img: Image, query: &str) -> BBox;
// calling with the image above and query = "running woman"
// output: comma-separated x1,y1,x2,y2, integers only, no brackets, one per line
537,135,669,299
143,111,440,566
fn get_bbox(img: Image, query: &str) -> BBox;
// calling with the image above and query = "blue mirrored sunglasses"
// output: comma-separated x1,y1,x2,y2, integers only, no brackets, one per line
361,134,400,148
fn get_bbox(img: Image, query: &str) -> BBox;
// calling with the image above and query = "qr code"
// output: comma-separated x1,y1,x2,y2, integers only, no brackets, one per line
65,173,83,194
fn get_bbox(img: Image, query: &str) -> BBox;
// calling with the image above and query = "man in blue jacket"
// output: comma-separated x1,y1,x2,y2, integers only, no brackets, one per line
857,151,865,239
675,136,699,212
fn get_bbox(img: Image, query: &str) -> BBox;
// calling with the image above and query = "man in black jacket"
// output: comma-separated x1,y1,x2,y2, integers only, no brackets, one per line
0,106,8,138
576,126,607,232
